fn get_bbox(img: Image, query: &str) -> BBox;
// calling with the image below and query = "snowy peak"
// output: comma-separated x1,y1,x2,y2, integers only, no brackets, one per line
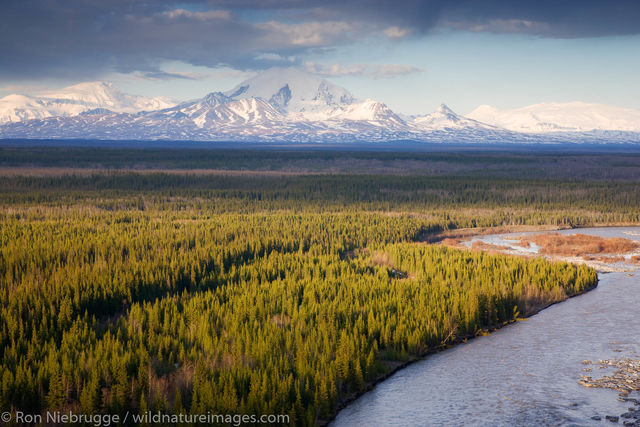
470,104,498,116
200,92,232,107
155,92,285,129
0,82,176,123
430,104,462,124
436,103,457,116
269,84,292,111
0,93,87,123
41,81,123,105
313,80,355,106
224,67,356,114
0,95,39,121
413,104,493,130
39,81,176,113
468,102,640,133
328,99,406,128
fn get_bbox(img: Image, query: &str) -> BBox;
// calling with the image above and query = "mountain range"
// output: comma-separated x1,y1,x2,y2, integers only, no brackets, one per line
1,68,639,144
0,82,174,123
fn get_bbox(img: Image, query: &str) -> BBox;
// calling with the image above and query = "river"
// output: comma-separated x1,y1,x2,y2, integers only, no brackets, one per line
333,227,640,426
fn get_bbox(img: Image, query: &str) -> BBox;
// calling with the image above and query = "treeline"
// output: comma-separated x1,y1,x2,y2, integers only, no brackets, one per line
2,146,640,180
0,146,607,170
1,173,639,226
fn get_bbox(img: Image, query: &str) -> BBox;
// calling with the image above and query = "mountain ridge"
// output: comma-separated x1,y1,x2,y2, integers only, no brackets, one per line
0,81,176,124
1,69,640,144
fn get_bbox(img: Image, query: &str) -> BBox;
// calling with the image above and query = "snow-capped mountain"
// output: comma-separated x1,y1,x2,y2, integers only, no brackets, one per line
0,82,175,123
306,99,407,130
413,104,497,131
1,68,639,144
223,67,356,115
0,94,88,123
0,96,416,142
149,93,286,129
220,68,409,130
0,96,520,142
468,102,640,133
41,82,176,113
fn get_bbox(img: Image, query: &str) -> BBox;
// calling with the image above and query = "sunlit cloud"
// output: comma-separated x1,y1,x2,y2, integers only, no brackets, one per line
304,62,424,78
163,9,232,21
131,70,213,81
443,19,551,35
384,26,412,39
258,21,356,46
254,53,296,62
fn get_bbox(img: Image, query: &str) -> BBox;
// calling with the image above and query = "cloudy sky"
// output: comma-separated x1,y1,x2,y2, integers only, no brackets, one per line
1,0,640,115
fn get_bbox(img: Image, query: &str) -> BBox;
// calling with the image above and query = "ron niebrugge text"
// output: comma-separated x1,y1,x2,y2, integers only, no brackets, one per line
8,410,290,426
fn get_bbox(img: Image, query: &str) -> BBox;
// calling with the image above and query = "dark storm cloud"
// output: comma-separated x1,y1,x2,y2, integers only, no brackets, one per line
206,0,640,37
0,0,354,80
1,0,639,80
440,0,640,38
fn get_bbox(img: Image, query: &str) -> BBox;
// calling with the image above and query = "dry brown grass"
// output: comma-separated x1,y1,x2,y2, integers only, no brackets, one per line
424,224,566,243
582,255,625,263
519,233,640,257
439,238,463,248
369,251,415,280
470,241,511,252
370,251,393,267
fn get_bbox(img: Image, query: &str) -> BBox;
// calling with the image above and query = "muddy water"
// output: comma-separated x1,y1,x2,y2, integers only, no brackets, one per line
333,227,640,426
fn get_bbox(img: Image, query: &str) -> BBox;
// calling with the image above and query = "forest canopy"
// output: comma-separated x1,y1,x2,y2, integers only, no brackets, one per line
1,148,631,425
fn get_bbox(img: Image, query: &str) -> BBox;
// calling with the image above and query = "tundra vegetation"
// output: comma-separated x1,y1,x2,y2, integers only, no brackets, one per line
1,147,638,425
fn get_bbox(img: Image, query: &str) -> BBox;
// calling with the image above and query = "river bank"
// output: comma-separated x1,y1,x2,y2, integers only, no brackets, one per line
324,285,598,426
437,225,640,273
323,225,628,425
333,226,640,426
425,222,640,243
